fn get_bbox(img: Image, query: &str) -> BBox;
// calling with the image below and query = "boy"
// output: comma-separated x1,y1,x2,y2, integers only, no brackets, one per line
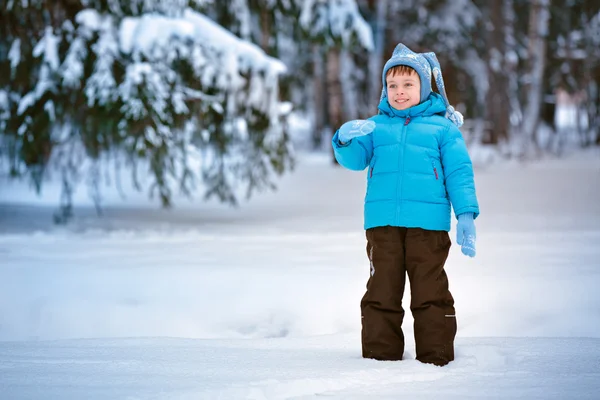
332,43,479,366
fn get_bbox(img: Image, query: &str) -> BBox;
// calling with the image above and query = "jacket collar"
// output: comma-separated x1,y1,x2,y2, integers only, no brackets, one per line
378,92,446,118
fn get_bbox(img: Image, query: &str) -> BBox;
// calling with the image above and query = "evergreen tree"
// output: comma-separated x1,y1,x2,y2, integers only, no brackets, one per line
0,0,293,222
519,0,551,158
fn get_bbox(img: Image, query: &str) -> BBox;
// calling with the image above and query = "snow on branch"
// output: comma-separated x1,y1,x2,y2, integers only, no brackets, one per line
120,10,286,76
299,0,374,50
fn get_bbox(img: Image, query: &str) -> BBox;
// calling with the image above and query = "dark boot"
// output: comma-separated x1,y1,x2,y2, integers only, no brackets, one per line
360,226,407,360
405,228,456,366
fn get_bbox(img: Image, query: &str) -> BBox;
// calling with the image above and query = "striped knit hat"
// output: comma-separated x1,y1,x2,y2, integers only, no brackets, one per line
380,43,463,127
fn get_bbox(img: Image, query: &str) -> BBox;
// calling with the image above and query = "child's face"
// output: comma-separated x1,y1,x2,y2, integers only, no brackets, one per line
386,71,420,110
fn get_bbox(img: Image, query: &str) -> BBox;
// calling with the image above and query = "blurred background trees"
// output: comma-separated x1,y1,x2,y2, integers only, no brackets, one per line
1,0,599,222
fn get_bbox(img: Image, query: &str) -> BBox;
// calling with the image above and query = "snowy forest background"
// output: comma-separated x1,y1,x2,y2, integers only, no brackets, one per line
1,0,599,221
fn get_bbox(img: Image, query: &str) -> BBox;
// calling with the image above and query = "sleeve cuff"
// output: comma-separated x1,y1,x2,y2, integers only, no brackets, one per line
332,131,351,148
454,208,479,220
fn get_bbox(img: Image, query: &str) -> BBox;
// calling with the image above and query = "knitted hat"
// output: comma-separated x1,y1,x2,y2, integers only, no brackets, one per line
380,43,464,127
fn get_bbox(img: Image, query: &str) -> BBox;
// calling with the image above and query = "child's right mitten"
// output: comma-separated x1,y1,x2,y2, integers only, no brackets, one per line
456,213,476,258
338,120,376,144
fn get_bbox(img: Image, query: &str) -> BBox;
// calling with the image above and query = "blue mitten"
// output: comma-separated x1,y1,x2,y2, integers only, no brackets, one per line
338,120,376,144
456,213,476,257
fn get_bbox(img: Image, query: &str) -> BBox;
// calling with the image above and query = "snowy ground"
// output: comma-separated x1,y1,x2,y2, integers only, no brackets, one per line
1,148,600,399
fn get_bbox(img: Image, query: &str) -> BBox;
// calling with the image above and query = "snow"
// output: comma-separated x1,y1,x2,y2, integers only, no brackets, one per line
43,100,55,122
85,14,119,107
1,147,600,399
429,0,478,33
0,91,8,128
61,37,87,88
114,6,288,152
300,0,374,50
8,38,21,72
14,28,61,119
328,0,374,50
119,10,286,75
463,48,489,104
75,9,103,32
16,92,35,116
32,27,60,71
119,15,196,55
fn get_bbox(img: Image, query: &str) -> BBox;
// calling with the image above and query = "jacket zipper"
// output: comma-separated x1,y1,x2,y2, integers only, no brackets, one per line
432,160,439,180
396,117,409,223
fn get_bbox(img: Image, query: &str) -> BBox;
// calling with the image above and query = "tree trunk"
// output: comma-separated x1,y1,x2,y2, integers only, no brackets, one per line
484,0,511,145
368,0,388,106
340,49,358,119
504,0,522,136
260,6,270,53
327,47,343,134
327,47,343,163
591,69,600,145
583,10,600,146
312,45,327,149
520,0,550,157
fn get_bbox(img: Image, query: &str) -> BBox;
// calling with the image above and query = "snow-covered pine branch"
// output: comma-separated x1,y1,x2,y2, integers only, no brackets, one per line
118,9,292,206
299,0,373,50
0,2,293,222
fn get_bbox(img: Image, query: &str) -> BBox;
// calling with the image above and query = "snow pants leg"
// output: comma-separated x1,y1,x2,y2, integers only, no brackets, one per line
361,226,407,361
361,226,456,366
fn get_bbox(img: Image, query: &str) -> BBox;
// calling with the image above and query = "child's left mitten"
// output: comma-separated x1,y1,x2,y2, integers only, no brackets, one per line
338,120,376,144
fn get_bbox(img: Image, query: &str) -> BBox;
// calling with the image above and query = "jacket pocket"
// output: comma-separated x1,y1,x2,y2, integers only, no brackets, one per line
431,160,439,180
430,158,446,198
369,156,378,178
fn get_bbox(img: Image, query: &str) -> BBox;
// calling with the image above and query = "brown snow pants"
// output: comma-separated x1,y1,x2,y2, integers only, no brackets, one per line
361,226,456,366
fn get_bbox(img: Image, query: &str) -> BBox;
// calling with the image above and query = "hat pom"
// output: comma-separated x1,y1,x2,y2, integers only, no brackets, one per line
446,105,464,128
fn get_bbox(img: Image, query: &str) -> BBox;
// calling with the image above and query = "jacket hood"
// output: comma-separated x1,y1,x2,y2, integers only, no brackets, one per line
379,43,464,128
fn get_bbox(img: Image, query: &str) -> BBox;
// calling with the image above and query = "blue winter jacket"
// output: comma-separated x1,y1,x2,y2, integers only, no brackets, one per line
332,93,479,232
